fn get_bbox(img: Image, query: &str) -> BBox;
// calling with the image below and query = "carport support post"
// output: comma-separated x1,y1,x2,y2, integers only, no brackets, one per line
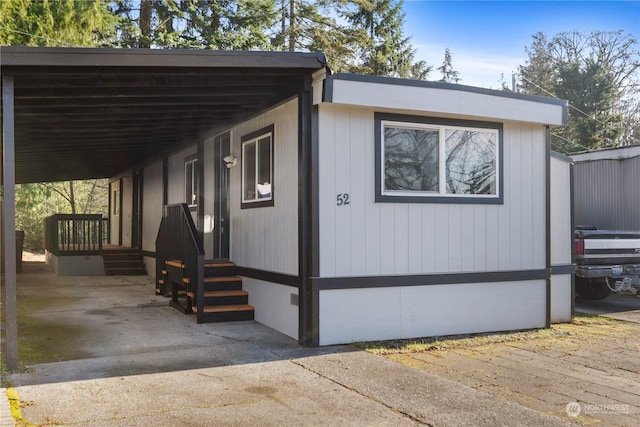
2,74,18,370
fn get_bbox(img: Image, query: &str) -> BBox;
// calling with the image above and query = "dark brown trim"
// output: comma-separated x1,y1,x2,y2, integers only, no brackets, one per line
570,161,576,318
138,169,144,252
196,141,205,246
310,105,320,278
2,46,328,70
298,75,317,346
551,264,576,275
545,126,552,328
107,181,112,245
2,73,19,370
162,157,168,207
118,178,123,246
374,113,504,205
312,269,549,291
142,250,156,258
131,171,140,248
236,266,301,288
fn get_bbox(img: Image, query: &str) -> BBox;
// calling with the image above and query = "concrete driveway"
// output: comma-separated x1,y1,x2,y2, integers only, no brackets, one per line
0,261,593,426
576,292,640,323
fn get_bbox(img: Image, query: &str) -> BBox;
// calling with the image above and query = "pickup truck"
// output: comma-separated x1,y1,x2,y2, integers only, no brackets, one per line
574,227,640,299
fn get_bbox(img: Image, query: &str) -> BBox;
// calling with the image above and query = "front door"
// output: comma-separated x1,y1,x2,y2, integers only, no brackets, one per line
213,132,231,259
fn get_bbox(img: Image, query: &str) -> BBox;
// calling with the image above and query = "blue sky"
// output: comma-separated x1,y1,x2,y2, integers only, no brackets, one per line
402,0,640,88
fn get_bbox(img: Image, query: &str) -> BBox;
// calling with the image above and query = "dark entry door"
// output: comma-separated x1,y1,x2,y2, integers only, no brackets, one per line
213,132,231,259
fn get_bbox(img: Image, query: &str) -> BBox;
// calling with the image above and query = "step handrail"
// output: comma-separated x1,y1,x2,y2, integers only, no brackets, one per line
155,203,205,321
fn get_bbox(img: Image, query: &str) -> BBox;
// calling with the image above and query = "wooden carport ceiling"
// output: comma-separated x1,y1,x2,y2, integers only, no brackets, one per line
1,47,327,184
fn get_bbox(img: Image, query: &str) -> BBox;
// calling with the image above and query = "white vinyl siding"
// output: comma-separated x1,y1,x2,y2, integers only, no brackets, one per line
168,146,197,205
319,280,547,345
224,98,298,275
317,104,546,277
142,161,163,254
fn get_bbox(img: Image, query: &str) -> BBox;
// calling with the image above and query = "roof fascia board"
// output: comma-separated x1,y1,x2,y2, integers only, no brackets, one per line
571,145,640,162
0,46,328,70
324,73,568,126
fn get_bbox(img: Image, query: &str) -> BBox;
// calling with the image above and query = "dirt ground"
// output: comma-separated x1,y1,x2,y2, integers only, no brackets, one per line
362,314,640,426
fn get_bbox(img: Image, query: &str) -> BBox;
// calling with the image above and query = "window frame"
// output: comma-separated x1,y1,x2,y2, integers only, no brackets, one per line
375,113,503,204
241,124,275,209
185,155,198,209
112,188,120,215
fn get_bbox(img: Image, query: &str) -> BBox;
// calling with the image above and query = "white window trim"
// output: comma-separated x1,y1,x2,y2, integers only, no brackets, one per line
380,120,500,200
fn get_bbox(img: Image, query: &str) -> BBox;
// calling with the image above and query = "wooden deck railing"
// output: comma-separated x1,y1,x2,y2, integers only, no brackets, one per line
44,214,108,256
155,204,205,321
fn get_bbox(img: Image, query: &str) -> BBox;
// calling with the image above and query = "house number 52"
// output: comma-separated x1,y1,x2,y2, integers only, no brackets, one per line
336,193,350,206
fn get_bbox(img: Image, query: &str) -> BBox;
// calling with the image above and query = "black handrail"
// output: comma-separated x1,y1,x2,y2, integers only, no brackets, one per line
43,214,107,256
155,204,205,321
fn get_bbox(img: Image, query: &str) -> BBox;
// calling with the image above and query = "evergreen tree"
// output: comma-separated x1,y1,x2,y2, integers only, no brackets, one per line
518,30,639,152
437,48,460,83
0,0,117,46
335,0,430,79
111,0,276,50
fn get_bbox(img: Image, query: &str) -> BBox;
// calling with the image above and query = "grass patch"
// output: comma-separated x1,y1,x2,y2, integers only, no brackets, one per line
352,313,624,355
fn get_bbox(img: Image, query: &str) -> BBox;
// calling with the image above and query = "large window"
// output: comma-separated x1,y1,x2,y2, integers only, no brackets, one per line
375,114,502,204
185,157,198,208
241,125,274,209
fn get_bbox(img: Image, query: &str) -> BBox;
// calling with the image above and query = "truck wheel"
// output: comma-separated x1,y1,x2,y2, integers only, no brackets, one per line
575,277,611,300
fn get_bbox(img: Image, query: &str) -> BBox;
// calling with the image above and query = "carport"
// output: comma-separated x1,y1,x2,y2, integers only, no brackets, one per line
1,46,328,369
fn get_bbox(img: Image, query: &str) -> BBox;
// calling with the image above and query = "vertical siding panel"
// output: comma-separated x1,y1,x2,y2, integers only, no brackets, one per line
379,204,396,274
421,204,436,272
334,108,352,275
229,99,298,275
460,205,475,271
520,125,534,269
394,204,409,273
349,109,368,275
365,112,382,275
318,105,336,276
624,157,640,229
497,127,512,270
407,204,423,273
447,204,462,271
434,205,450,272
472,205,487,270
531,127,546,268
485,205,499,270
509,125,523,269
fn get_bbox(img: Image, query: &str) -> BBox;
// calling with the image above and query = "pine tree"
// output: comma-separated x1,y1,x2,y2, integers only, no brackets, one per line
0,0,117,46
437,48,461,83
335,0,430,79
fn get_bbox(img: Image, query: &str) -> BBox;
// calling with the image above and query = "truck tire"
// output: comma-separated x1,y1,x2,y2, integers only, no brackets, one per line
575,277,611,300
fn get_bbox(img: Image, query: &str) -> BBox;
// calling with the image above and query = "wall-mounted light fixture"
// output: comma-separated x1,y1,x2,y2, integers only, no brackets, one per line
223,155,237,168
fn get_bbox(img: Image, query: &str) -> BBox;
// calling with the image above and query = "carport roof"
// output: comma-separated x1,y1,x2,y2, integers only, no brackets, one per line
1,46,328,183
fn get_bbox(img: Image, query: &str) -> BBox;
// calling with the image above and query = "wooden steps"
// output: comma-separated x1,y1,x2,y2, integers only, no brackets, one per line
103,248,146,275
160,260,254,323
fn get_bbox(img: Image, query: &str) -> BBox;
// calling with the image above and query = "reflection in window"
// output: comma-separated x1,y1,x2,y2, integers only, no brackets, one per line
384,126,439,193
380,119,499,200
242,125,274,208
445,129,496,195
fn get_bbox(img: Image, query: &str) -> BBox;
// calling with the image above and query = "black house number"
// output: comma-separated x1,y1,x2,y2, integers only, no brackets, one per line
336,193,350,206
